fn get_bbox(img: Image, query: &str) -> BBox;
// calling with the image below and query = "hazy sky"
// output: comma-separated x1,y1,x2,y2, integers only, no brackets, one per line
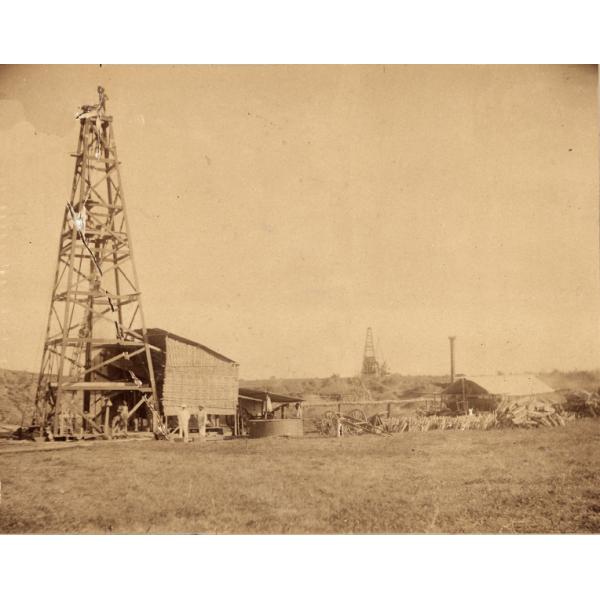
1,65,598,378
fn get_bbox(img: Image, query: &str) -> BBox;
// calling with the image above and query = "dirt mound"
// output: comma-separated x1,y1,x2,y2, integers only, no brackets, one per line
0,368,36,426
396,382,445,399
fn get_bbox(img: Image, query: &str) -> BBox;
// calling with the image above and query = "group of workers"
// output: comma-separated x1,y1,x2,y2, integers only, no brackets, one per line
51,394,305,440
168,396,305,440
114,401,205,442
175,404,208,443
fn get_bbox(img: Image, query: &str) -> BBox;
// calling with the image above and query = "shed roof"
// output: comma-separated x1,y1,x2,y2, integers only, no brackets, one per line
238,388,304,405
444,374,554,396
144,328,238,364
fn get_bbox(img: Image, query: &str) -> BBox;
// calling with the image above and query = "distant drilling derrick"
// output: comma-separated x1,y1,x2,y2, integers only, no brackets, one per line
361,327,382,376
33,87,158,438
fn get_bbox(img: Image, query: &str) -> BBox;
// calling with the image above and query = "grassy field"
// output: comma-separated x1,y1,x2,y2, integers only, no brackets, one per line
1,420,600,534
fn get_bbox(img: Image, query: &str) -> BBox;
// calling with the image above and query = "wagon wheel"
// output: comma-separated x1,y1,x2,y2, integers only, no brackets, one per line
348,409,367,422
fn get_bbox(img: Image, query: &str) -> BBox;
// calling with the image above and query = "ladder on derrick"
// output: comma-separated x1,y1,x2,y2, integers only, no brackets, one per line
143,396,169,440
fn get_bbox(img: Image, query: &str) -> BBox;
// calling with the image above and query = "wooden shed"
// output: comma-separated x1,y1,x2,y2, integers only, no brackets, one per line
144,328,239,419
442,374,561,413
101,328,239,434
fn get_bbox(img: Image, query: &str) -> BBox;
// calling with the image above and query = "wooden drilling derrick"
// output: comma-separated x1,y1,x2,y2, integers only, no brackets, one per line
361,327,379,376
32,87,158,438
360,327,389,378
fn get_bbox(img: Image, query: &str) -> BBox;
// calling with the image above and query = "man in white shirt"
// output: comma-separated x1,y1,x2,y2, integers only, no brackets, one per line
178,404,190,442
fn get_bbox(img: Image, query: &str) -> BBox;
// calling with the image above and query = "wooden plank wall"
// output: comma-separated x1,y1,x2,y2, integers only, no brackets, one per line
162,336,238,414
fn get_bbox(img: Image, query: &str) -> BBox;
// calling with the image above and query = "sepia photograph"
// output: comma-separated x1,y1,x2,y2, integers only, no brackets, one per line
1,63,599,536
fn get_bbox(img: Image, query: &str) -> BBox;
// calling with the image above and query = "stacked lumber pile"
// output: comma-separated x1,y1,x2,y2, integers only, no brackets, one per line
379,413,497,433
495,397,565,428
564,391,600,417
317,397,575,436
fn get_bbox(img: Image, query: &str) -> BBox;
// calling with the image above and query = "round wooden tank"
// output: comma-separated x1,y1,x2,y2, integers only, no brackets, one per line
247,418,304,438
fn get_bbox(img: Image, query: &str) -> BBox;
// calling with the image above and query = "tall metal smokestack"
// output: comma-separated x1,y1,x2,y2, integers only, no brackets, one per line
448,336,456,383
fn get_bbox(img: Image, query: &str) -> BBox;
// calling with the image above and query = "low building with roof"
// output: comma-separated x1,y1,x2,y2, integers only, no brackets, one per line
441,374,562,413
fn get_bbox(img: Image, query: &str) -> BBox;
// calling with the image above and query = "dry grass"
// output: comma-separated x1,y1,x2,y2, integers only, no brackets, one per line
1,420,600,534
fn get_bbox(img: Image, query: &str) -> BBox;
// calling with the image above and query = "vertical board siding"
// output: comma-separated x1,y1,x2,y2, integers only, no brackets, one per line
162,336,238,412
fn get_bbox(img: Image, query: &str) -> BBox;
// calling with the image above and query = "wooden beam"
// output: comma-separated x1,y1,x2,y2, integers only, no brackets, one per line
71,405,104,435
104,399,111,437
58,382,153,392
46,338,146,346
78,347,145,378
126,395,147,422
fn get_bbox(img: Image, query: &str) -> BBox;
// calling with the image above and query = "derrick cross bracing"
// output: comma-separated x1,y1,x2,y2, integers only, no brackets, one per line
33,88,159,438
361,327,379,377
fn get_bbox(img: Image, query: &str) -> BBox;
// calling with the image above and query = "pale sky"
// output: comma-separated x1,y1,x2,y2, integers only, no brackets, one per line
1,65,598,378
